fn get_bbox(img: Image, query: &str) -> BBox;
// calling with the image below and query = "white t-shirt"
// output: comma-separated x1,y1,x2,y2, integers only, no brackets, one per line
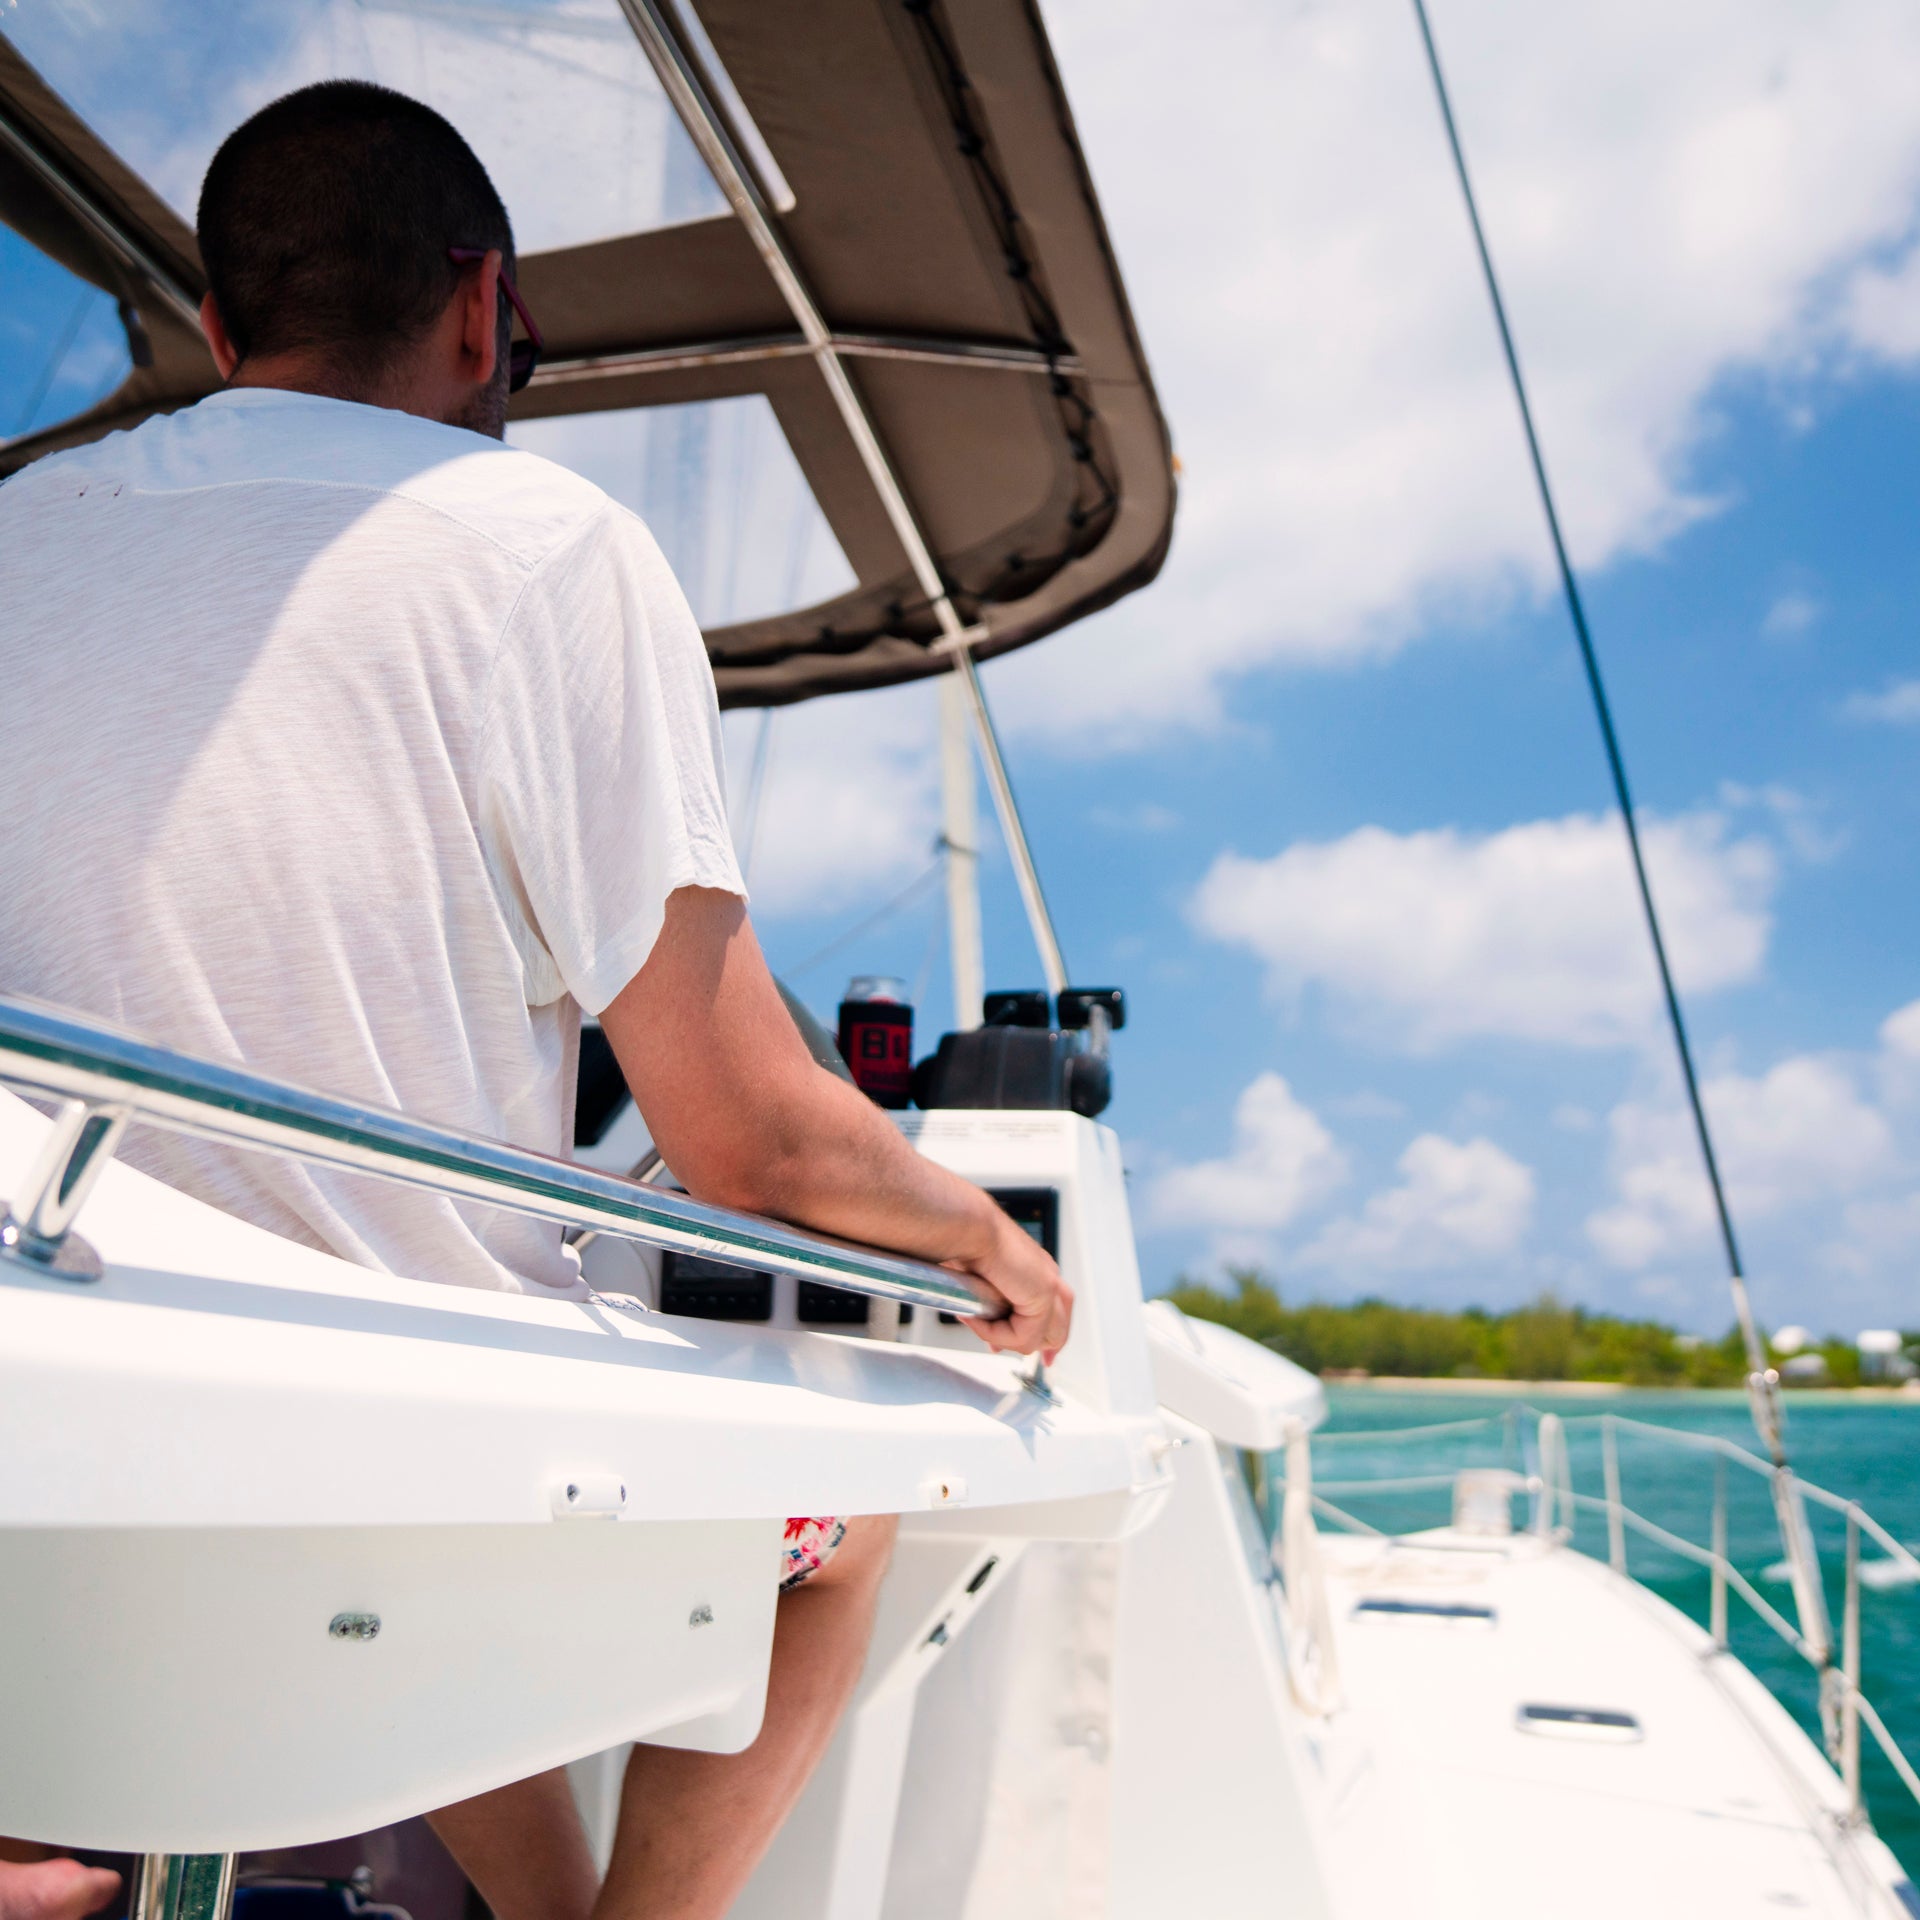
0,388,743,1295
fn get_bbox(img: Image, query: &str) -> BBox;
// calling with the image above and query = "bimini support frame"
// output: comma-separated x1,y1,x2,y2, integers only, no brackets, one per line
0,96,202,332
614,0,1070,998
533,329,1084,390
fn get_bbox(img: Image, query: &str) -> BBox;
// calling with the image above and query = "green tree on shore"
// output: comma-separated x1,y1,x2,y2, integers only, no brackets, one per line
1163,1270,1775,1387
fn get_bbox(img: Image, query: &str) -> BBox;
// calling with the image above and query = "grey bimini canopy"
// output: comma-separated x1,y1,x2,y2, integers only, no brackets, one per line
0,0,1174,706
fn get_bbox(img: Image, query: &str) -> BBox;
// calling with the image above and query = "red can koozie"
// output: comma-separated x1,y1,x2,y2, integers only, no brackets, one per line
838,976,914,1109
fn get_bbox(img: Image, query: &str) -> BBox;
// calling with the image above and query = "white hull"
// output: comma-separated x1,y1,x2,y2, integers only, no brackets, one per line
3,1086,1913,1917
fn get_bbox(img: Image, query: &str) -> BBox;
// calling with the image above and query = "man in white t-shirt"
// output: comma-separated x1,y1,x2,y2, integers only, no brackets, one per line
0,80,1069,1920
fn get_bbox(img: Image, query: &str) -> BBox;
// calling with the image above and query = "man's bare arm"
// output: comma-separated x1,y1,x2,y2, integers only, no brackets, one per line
598,887,1072,1359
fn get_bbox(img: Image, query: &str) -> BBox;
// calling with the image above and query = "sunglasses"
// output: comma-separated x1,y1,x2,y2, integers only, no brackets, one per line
447,246,544,394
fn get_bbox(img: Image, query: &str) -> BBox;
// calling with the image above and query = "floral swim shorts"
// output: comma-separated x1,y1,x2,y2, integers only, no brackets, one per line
780,1515,848,1591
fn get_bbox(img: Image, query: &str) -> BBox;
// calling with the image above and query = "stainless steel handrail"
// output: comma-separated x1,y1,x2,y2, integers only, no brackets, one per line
0,993,1001,1320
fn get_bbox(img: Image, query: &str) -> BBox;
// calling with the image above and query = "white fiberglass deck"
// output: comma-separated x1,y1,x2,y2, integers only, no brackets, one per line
0,1086,1168,1853
1313,1529,1916,1919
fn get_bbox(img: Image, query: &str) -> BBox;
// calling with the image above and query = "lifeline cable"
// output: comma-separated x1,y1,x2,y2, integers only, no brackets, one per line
1406,0,1787,1467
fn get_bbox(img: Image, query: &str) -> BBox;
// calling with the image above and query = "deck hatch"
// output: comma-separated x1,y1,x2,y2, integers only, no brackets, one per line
1352,1597,1496,1625
1515,1703,1644,1743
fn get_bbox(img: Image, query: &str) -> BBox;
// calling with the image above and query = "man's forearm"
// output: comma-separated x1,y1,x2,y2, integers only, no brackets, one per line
601,888,1069,1355
697,1061,1005,1275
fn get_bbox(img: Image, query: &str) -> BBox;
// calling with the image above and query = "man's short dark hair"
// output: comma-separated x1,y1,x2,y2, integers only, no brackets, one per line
197,80,514,372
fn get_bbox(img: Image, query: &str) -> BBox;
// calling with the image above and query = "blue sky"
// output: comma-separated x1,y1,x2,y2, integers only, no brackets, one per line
5,0,1918,1335
731,0,1920,1338
743,362,1920,1337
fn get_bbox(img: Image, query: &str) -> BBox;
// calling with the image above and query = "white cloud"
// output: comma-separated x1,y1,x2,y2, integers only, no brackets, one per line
1090,801,1180,835
1883,1000,1920,1062
1149,1072,1348,1233
721,683,941,921
995,0,1920,743
1716,782,1845,864
1304,1134,1535,1273
1587,1055,1894,1269
1843,243,1920,360
1841,679,1920,724
1878,998,1920,1111
1835,1193,1920,1268
1761,592,1821,638
1189,807,1774,1051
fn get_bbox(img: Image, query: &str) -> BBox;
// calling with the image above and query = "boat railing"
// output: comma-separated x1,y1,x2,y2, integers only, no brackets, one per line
1273,1419,1344,1716
0,991,1001,1320
1288,1404,1920,1831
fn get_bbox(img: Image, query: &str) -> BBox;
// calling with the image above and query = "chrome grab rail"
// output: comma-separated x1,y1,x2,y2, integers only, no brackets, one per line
0,993,1002,1321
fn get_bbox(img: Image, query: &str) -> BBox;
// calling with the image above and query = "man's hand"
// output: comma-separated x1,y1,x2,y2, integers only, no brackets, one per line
0,1856,121,1920
601,888,1073,1362
949,1204,1072,1362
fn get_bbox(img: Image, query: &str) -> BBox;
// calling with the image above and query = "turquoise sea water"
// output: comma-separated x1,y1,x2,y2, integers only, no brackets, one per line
1309,1387,1920,1875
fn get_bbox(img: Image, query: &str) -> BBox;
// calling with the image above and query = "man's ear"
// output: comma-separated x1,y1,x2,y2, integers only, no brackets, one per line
456,248,502,390
199,292,241,380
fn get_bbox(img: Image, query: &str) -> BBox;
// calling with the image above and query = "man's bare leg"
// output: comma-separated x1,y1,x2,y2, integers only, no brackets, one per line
595,1514,898,1920
429,1514,898,1920
427,1771,598,1920
0,1842,121,1920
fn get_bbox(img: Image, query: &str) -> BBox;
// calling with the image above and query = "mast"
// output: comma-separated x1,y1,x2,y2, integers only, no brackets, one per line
940,674,985,1031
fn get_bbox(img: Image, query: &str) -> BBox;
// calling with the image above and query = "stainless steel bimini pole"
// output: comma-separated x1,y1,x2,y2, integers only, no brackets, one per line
614,0,1071,999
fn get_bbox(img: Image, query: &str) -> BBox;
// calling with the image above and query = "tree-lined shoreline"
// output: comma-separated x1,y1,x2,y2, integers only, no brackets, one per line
1165,1271,1920,1390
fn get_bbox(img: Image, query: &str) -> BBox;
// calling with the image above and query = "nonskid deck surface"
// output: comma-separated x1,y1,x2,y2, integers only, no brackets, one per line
1313,1529,1914,1920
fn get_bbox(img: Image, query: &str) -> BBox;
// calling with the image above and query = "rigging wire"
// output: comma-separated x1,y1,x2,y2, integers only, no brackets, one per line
1406,1,1788,1466
784,858,946,982
910,887,948,1012
1413,4,1840,1715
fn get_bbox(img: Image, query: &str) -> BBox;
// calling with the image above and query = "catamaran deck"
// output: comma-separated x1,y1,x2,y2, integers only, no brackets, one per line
1312,1528,1915,1918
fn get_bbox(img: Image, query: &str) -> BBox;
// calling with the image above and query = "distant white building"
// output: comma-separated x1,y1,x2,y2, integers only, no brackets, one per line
1857,1329,1916,1383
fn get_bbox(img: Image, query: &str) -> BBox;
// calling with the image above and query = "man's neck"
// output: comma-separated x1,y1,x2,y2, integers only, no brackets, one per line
227,356,400,410
222,356,504,439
